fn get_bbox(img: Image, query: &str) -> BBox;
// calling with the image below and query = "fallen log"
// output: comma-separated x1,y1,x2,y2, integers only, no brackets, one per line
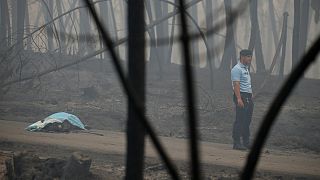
63,152,92,180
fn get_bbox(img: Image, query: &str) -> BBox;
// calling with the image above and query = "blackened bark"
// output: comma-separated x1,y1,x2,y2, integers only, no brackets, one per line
220,0,236,70
145,0,161,78
205,0,215,89
205,0,215,66
189,3,200,66
56,0,66,53
268,0,279,48
269,12,289,75
299,0,310,57
167,2,176,67
292,0,309,70
311,0,320,23
248,0,266,72
99,1,110,59
99,1,119,57
42,0,53,51
292,0,301,68
279,13,289,77
125,0,146,179
16,0,26,51
154,0,164,70
4,0,10,47
25,2,32,51
109,1,120,56
162,2,170,66
0,0,9,50
79,1,90,54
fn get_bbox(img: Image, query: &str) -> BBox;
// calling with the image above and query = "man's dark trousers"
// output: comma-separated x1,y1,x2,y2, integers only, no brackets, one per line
233,92,254,147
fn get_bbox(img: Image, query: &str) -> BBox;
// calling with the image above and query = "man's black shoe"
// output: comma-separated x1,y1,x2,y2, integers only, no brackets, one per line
233,144,247,150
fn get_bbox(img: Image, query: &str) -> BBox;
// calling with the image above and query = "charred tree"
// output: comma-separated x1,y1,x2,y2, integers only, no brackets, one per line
248,0,266,73
292,0,301,68
292,0,310,70
99,1,119,59
219,0,237,70
125,0,146,179
145,0,161,78
42,0,54,51
162,2,170,66
24,2,32,51
311,0,320,24
16,0,26,52
109,1,120,56
254,13,289,97
99,1,110,59
79,1,91,55
167,1,177,68
189,3,200,66
154,0,168,77
11,0,17,47
0,0,9,50
56,0,67,54
268,0,279,48
154,0,164,71
205,0,215,90
279,13,289,77
205,0,215,67
299,0,310,58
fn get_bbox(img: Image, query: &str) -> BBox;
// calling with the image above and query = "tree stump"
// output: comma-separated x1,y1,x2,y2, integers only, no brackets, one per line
62,152,91,180
0,151,14,180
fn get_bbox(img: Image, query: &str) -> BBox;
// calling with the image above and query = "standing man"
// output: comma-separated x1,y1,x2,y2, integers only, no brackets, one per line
231,49,254,150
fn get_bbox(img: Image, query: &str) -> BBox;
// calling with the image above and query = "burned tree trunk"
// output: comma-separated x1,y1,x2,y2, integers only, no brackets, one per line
205,0,215,90
125,0,146,179
154,0,164,71
299,0,310,58
189,3,200,66
248,0,266,73
292,0,301,68
279,13,289,77
268,0,279,48
99,1,119,59
167,1,177,67
56,0,66,54
109,1,120,56
78,1,90,55
42,0,54,51
145,0,162,78
219,0,237,70
16,0,26,52
292,0,310,70
63,152,92,180
311,0,320,24
205,0,215,67
0,0,9,51
99,1,110,59
24,2,32,51
162,2,170,66
154,0,167,76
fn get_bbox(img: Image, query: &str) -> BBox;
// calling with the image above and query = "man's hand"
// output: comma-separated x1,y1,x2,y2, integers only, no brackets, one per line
237,98,244,108
233,81,244,108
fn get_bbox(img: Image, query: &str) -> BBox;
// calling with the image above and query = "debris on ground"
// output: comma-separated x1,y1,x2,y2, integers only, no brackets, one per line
26,112,86,132
0,150,92,180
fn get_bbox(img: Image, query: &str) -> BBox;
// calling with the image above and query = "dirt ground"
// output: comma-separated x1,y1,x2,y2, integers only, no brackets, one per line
1,120,319,179
0,57,320,179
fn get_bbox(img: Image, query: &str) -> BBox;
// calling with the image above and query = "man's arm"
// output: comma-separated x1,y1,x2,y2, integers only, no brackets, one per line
233,81,244,108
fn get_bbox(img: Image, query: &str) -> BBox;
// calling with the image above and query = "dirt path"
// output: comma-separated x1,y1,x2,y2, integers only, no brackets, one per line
0,120,319,177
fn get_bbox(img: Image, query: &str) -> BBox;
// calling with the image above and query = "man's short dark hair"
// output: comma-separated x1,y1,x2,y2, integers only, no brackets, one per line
240,49,252,56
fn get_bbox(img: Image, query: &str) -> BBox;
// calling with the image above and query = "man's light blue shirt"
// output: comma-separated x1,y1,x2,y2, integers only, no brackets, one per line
231,62,252,93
